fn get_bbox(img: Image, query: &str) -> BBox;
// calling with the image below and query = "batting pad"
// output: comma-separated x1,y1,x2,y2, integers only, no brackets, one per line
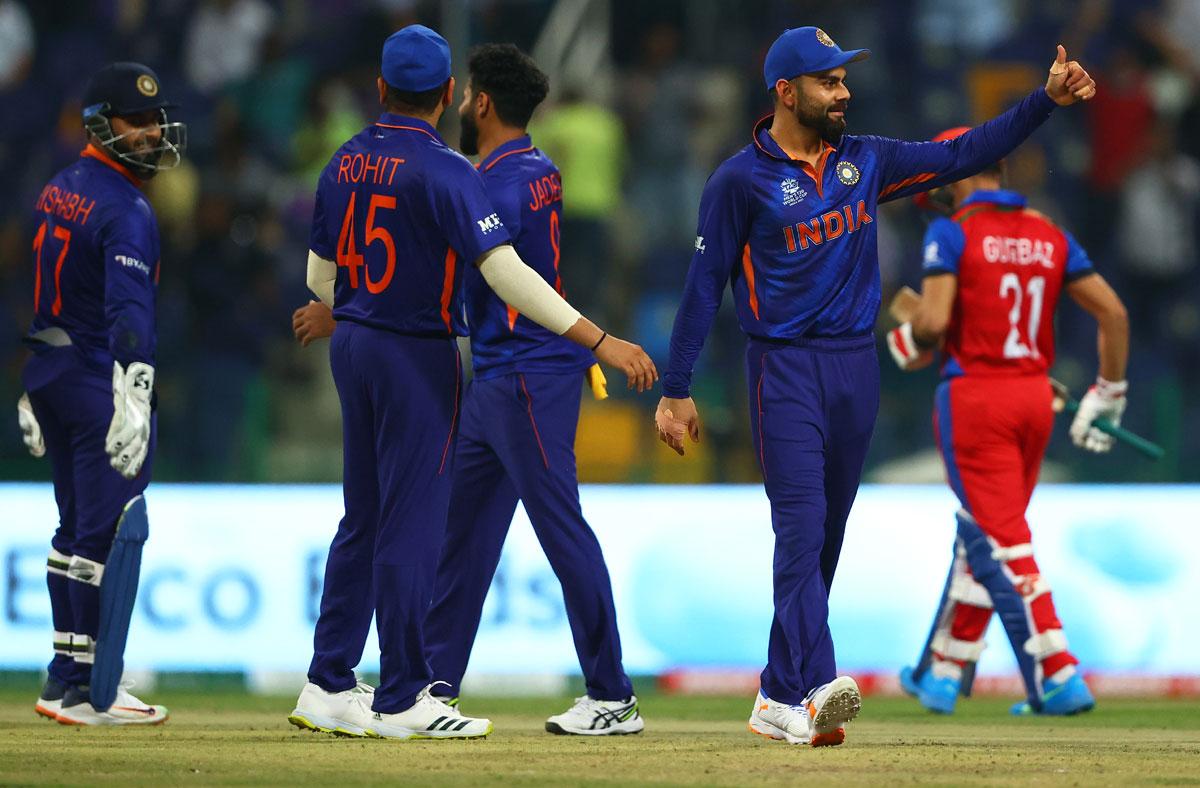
91,495,149,712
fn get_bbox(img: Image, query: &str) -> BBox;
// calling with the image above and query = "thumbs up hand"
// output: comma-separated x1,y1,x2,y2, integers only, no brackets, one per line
1046,44,1096,106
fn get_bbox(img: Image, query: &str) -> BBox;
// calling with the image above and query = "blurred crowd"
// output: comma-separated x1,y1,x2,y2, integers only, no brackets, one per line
1,0,1196,483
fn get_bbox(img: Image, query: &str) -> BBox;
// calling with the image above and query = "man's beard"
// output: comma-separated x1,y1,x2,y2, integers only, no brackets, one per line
795,96,847,145
460,109,480,156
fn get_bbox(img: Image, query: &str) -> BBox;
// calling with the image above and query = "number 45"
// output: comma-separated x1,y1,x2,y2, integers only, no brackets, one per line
1000,273,1044,359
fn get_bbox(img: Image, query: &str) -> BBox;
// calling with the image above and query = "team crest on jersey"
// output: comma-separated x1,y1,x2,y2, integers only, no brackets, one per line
815,28,835,47
780,177,807,206
136,74,159,97
836,161,861,186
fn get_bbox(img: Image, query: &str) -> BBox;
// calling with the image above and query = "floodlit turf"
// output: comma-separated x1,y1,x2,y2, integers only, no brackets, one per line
1,683,1198,786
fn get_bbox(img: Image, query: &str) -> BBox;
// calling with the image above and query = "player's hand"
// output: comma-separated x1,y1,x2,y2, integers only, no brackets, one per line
593,334,658,393
886,323,934,371
293,300,336,346
105,361,154,479
656,396,700,456
16,393,45,458
1069,377,1127,453
1045,44,1096,106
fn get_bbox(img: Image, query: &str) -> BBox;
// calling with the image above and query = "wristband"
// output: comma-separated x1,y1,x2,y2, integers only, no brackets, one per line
591,331,608,352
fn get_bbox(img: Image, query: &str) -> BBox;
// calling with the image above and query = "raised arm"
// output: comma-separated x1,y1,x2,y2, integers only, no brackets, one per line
874,46,1096,204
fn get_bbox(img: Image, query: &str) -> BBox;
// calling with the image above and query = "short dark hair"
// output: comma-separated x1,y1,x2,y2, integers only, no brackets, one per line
467,43,549,128
385,80,448,115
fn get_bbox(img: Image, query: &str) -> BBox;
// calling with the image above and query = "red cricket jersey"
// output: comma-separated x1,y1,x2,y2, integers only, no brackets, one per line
920,189,1095,378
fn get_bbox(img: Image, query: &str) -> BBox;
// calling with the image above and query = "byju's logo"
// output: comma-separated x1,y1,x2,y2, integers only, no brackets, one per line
694,236,706,253
477,214,503,234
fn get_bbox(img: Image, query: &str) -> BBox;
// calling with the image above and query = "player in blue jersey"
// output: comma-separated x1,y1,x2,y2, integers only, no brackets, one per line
287,26,655,741
653,27,1096,747
16,62,185,726
295,44,644,737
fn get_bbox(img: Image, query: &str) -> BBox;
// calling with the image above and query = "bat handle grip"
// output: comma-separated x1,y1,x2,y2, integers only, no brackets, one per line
1061,401,1164,460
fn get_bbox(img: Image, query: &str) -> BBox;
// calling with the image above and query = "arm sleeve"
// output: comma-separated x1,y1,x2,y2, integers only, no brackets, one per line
101,200,158,366
306,250,336,304
477,245,580,334
920,217,966,277
428,154,512,263
1062,228,1096,282
662,164,751,398
872,87,1058,204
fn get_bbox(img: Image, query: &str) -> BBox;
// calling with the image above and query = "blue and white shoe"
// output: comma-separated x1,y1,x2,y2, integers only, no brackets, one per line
899,666,959,714
1011,673,1095,716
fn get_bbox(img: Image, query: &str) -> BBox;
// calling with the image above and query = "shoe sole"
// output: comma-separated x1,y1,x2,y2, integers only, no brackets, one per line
55,712,169,726
809,679,861,747
35,703,61,722
374,721,493,741
545,719,644,736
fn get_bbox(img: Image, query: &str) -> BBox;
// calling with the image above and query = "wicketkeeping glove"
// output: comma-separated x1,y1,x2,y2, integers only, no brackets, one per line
886,323,933,371
105,361,154,479
17,393,45,458
1069,377,1127,453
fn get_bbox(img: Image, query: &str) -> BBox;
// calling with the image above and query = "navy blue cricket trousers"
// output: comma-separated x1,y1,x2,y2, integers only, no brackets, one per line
23,347,155,687
424,371,633,701
308,321,461,714
746,336,879,704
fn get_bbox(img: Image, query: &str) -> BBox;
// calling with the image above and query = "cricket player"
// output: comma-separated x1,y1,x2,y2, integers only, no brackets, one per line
17,62,185,725
889,127,1129,716
654,27,1096,746
288,26,655,741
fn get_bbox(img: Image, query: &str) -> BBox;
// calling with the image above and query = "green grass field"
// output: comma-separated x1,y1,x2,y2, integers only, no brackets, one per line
1,680,1198,786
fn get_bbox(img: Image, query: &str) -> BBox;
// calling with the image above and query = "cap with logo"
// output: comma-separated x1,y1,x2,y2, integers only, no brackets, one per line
82,62,176,121
763,27,869,89
382,24,452,92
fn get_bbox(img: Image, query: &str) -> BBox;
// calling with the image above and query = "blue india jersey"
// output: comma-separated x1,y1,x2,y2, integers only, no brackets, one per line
26,145,160,369
309,113,511,337
465,136,592,379
663,87,1058,397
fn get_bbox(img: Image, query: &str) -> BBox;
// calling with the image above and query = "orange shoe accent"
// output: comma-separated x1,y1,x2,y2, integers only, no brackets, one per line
759,704,769,711
810,727,845,747
34,704,59,722
747,722,780,741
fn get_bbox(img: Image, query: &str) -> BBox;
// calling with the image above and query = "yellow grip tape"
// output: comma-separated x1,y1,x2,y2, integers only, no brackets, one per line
586,363,608,401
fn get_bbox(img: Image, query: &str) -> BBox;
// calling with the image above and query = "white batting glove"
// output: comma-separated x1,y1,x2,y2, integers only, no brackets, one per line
105,361,154,479
886,323,933,371
1069,377,1127,453
17,393,45,458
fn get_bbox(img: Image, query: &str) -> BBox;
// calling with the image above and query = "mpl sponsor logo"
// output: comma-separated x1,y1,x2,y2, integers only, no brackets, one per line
477,213,504,234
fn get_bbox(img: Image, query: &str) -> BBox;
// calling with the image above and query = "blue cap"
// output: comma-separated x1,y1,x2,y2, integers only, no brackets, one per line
82,62,176,119
382,24,451,92
763,27,869,89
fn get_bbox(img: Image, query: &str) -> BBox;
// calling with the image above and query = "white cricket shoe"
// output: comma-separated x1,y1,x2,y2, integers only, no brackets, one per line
288,680,377,737
55,681,169,726
370,684,492,740
804,676,862,747
545,695,644,736
748,676,861,747
35,677,68,721
748,690,811,744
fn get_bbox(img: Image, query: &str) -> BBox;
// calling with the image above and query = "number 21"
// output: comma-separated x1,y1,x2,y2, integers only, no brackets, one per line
1000,272,1044,359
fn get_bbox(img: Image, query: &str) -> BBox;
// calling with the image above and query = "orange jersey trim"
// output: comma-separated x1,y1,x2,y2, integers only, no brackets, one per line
479,146,535,172
520,374,551,469
741,244,761,320
81,144,141,186
879,171,937,200
439,247,458,332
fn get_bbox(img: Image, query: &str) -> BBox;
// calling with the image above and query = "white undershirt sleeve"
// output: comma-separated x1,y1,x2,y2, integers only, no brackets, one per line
477,244,581,335
306,250,336,306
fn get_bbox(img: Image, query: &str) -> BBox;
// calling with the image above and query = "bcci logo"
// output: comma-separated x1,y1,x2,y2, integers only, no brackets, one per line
836,161,861,186
136,74,159,97
815,28,836,48
780,177,807,206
